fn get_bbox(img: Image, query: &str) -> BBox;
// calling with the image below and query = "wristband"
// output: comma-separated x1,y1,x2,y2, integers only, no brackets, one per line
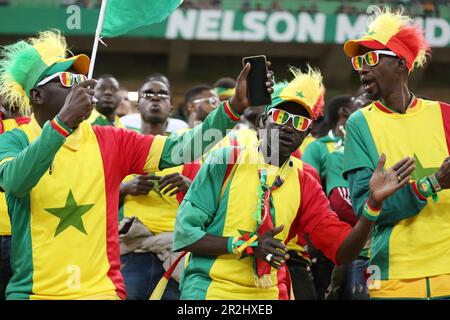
228,234,259,255
50,116,74,138
418,177,438,203
224,100,241,121
362,201,381,222
228,236,239,255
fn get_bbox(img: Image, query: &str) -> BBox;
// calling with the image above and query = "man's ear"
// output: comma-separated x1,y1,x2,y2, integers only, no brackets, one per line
169,105,174,116
29,87,44,106
187,102,196,115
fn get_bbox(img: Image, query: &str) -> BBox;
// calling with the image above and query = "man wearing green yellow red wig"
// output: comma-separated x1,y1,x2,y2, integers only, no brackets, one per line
342,8,450,299
173,66,416,300
0,30,270,300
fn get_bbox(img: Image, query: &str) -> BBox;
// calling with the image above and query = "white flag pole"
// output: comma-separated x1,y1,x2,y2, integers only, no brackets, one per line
88,0,108,80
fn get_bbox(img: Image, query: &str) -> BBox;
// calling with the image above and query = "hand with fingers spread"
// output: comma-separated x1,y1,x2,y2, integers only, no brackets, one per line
230,61,274,115
369,153,416,208
120,174,158,197
434,156,450,189
159,173,192,197
253,225,290,270
57,79,98,129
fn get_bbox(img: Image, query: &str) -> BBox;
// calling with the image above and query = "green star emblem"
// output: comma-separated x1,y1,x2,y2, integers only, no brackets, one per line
296,91,304,98
367,30,376,36
44,190,94,237
411,154,439,181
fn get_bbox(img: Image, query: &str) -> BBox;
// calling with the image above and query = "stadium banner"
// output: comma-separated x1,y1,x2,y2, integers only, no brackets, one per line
1,7,449,47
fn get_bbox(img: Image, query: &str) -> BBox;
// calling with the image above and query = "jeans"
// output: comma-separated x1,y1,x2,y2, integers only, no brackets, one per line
342,258,370,300
120,252,180,300
286,251,317,300
0,236,12,300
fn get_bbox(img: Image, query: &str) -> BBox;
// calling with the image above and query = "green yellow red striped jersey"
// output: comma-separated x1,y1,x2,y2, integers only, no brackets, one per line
302,131,341,179
343,97,450,295
0,102,239,299
173,144,352,299
88,109,124,128
0,117,30,236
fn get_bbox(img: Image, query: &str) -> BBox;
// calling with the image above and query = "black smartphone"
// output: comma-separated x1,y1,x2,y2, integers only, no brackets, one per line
242,55,272,107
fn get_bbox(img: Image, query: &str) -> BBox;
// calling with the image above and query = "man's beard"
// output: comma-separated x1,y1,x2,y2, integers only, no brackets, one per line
142,113,166,125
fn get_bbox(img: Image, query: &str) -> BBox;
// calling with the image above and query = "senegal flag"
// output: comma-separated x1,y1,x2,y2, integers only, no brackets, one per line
101,0,183,38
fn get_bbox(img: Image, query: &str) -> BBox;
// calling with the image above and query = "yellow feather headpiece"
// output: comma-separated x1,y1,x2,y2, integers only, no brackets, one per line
0,30,90,113
266,65,325,120
344,7,430,71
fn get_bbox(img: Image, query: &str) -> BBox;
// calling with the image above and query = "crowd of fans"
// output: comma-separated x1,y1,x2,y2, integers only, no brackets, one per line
0,4,449,303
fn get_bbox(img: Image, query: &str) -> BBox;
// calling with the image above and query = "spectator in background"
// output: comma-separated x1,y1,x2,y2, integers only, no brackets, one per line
89,74,124,127
0,95,30,300
303,95,353,182
116,88,135,117
119,78,201,300
146,73,189,132
302,95,354,299
121,74,188,133
322,96,368,300
214,77,236,102
184,84,220,128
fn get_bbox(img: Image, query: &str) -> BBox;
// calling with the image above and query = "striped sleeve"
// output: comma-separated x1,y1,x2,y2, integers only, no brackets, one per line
158,102,240,170
173,147,232,252
347,167,427,226
288,170,352,265
0,121,65,197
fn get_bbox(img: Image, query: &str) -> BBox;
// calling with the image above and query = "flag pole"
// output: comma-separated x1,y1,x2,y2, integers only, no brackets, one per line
88,0,108,79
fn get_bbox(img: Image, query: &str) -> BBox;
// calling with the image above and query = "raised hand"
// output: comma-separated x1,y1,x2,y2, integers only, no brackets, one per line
253,225,289,269
159,173,192,196
230,61,274,115
369,154,415,208
57,79,97,129
434,156,450,189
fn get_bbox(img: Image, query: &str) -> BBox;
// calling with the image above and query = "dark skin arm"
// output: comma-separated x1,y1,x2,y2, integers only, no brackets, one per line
183,225,289,269
183,154,415,268
335,153,415,264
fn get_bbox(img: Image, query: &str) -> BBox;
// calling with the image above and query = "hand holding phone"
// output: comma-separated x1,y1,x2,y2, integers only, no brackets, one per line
242,55,273,107
230,56,274,115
